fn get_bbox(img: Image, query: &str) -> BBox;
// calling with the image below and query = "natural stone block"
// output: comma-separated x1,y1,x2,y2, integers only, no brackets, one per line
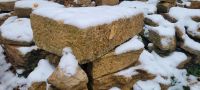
93,70,155,90
0,1,15,11
48,66,88,90
149,30,176,51
31,12,144,64
95,0,119,5
92,50,142,79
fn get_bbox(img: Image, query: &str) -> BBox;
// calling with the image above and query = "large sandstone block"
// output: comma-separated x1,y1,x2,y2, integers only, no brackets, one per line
93,70,155,90
0,1,15,11
92,50,142,79
95,0,119,5
48,66,88,90
31,6,144,64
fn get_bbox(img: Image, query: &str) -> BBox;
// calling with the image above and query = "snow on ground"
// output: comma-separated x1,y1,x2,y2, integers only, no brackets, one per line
17,46,38,55
115,49,200,90
0,13,10,18
145,14,175,46
119,1,157,15
0,46,27,90
58,48,78,76
169,7,200,51
15,0,64,9
133,80,161,90
27,59,55,86
0,16,33,42
109,87,121,90
115,36,144,55
32,6,142,29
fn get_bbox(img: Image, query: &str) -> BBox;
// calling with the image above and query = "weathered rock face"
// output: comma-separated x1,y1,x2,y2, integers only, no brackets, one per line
63,0,92,6
92,50,142,79
93,70,155,90
48,66,88,90
157,0,176,13
161,13,177,23
188,1,200,9
28,82,47,90
95,0,119,5
148,30,176,51
0,36,34,46
14,8,32,17
30,13,144,64
0,1,15,11
3,45,59,76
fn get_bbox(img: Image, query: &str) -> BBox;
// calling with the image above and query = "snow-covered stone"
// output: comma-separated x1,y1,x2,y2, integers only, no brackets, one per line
145,14,176,51
27,59,55,85
0,0,15,11
31,6,144,63
0,17,33,45
119,1,157,15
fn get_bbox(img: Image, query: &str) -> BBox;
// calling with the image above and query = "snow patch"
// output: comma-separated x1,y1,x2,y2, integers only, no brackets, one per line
33,6,142,29
0,46,27,90
109,87,121,90
15,0,64,9
133,80,161,90
17,46,38,55
119,1,156,15
58,48,78,76
27,59,55,85
115,36,144,55
0,17,33,42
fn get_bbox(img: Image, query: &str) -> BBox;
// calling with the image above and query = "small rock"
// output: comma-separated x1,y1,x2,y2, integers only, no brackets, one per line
95,0,119,5
91,49,142,79
0,1,15,11
48,66,88,90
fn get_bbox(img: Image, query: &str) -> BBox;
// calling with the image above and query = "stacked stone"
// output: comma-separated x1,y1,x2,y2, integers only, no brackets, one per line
29,5,150,89
1,0,199,90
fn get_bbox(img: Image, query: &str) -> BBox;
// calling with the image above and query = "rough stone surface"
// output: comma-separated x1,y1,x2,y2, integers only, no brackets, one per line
0,1,15,11
92,50,142,79
30,13,144,64
157,2,174,13
93,70,155,90
95,0,119,5
0,35,34,46
144,18,159,27
64,0,92,6
3,45,58,75
48,66,88,90
14,8,32,17
28,82,47,90
161,13,177,23
149,30,176,51
189,1,200,9
192,16,200,22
